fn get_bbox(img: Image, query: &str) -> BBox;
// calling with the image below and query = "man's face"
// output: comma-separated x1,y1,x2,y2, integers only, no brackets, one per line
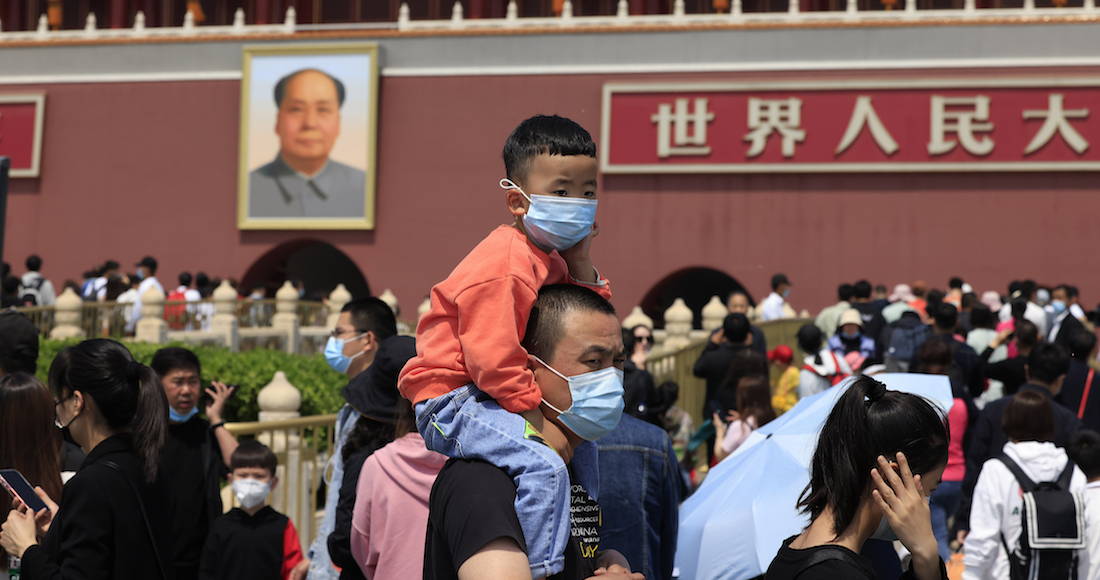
1053,288,1068,305
275,71,341,168
333,311,375,376
533,310,625,435
162,366,202,416
727,293,749,314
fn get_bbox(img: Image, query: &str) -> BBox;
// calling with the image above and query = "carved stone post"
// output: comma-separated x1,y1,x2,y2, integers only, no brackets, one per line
701,295,727,333
379,289,399,317
135,286,167,344
272,281,300,355
256,371,302,518
49,288,86,340
663,298,693,351
210,280,240,351
326,284,352,330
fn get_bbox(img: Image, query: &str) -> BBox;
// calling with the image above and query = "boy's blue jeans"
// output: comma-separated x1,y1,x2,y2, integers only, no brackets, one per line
417,384,570,579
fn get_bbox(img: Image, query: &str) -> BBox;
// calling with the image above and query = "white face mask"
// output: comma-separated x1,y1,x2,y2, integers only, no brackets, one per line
231,478,271,510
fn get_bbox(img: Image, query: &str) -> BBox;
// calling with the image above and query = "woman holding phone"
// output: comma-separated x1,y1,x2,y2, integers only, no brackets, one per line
0,339,173,580
765,376,951,580
0,373,63,505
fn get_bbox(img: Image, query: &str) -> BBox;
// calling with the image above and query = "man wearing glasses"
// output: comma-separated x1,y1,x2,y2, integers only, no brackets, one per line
307,297,398,580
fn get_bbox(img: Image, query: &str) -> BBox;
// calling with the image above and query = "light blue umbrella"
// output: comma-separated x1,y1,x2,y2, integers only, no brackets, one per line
675,373,953,580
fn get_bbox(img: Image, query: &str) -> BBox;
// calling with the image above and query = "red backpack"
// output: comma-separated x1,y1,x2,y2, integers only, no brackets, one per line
803,351,850,386
164,289,188,330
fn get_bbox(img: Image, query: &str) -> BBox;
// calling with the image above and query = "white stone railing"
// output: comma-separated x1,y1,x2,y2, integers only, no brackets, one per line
397,0,1098,31
0,0,1093,44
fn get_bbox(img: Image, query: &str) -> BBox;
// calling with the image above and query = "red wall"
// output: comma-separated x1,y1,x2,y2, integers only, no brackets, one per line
6,66,1100,320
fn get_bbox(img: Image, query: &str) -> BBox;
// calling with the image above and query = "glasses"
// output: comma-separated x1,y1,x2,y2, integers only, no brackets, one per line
634,335,653,343
330,327,366,338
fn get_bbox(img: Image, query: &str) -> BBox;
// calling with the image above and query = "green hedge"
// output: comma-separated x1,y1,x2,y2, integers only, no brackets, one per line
37,339,347,422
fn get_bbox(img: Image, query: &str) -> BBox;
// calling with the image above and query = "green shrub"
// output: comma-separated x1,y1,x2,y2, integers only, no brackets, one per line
37,339,347,422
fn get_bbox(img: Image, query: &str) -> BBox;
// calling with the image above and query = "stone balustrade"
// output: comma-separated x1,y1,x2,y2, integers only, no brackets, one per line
0,0,1090,44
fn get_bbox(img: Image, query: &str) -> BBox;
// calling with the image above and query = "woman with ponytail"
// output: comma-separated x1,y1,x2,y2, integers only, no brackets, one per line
0,339,174,580
765,376,951,580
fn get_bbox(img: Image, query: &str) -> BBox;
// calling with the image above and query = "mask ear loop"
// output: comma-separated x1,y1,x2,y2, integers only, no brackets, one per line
500,178,533,204
532,355,572,414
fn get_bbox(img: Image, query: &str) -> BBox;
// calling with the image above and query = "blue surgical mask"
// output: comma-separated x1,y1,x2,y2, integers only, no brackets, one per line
782,288,791,299
842,330,860,340
500,179,597,252
169,406,198,423
136,269,146,281
325,334,366,374
534,355,624,441
1052,300,1067,315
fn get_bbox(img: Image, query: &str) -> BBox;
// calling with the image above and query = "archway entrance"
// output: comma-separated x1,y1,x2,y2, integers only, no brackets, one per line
241,240,370,300
639,267,751,329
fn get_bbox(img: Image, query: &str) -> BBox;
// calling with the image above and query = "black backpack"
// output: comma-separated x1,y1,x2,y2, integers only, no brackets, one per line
883,322,929,372
996,453,1086,580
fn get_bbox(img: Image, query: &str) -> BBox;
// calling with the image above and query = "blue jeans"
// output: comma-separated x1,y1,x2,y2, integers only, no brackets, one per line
417,385,570,579
929,479,962,561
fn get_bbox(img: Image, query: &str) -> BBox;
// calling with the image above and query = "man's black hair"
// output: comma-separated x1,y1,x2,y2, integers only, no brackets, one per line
150,347,201,378
933,302,957,332
2,276,20,297
1068,430,1100,480
1068,285,1080,299
503,115,596,184
852,280,872,300
837,284,854,302
969,304,994,330
771,273,790,291
195,272,210,289
1068,329,1097,360
1008,280,1022,296
1016,319,1039,349
231,440,278,477
960,293,978,310
723,313,750,344
25,255,42,272
949,277,964,290
341,297,398,342
1027,342,1071,385
179,272,192,287
521,285,616,362
1021,280,1037,300
274,69,346,108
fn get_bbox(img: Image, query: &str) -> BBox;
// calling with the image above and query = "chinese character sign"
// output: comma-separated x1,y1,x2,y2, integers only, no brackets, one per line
0,94,46,178
601,81,1100,173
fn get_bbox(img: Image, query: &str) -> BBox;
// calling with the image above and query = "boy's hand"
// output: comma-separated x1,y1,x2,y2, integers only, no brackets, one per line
560,221,599,284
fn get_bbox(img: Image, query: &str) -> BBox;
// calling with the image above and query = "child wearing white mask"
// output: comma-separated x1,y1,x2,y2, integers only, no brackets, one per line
199,441,309,580
398,114,617,579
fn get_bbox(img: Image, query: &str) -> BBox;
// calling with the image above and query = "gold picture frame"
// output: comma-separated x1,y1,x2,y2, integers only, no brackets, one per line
237,42,379,230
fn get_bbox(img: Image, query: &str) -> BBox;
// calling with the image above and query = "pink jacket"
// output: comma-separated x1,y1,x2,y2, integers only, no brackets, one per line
350,433,446,580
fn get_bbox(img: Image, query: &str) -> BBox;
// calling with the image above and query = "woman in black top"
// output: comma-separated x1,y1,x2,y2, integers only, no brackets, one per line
0,340,174,580
765,377,950,580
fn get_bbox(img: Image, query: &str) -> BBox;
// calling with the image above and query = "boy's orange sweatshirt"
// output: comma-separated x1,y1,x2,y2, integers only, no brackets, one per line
398,225,611,413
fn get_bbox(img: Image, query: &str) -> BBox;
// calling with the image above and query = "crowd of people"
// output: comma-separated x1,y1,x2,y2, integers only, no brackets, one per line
4,110,1100,580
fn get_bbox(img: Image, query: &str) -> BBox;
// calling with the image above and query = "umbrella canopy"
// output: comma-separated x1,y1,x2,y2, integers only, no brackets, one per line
675,373,953,580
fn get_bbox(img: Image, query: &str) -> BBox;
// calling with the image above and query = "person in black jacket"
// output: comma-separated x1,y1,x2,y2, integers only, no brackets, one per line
1054,329,1100,432
151,347,239,580
1,339,175,580
953,341,1082,548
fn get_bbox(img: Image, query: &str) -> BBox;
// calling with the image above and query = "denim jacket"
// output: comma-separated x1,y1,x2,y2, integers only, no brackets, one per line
596,414,682,580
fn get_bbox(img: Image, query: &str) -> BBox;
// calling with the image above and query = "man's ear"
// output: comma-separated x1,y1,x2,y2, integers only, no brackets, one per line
360,331,377,354
526,353,538,371
506,188,528,217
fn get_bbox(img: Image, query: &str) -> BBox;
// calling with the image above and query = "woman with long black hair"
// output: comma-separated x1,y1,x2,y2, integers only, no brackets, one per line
765,376,950,580
1,339,174,580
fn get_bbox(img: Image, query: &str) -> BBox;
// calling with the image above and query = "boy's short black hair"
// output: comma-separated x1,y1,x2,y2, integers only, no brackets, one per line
150,347,201,378
503,115,596,184
1068,430,1100,480
231,440,278,477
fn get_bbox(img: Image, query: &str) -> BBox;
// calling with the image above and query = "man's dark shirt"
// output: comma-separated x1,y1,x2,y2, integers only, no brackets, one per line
623,360,658,425
981,347,1027,396
165,418,212,578
1055,359,1099,432
424,459,598,580
954,384,1083,533
693,342,751,417
912,333,986,399
750,326,767,358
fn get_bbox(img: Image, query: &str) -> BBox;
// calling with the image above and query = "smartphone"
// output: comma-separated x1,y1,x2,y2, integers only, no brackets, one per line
202,383,240,406
0,469,48,513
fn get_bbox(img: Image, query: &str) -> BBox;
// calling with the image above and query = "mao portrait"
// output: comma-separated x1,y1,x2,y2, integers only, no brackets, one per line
238,43,379,230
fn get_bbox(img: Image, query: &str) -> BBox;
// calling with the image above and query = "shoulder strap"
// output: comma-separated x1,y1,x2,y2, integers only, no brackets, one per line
102,460,168,580
798,546,874,580
1078,369,1095,419
1056,460,1077,490
996,453,1038,493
